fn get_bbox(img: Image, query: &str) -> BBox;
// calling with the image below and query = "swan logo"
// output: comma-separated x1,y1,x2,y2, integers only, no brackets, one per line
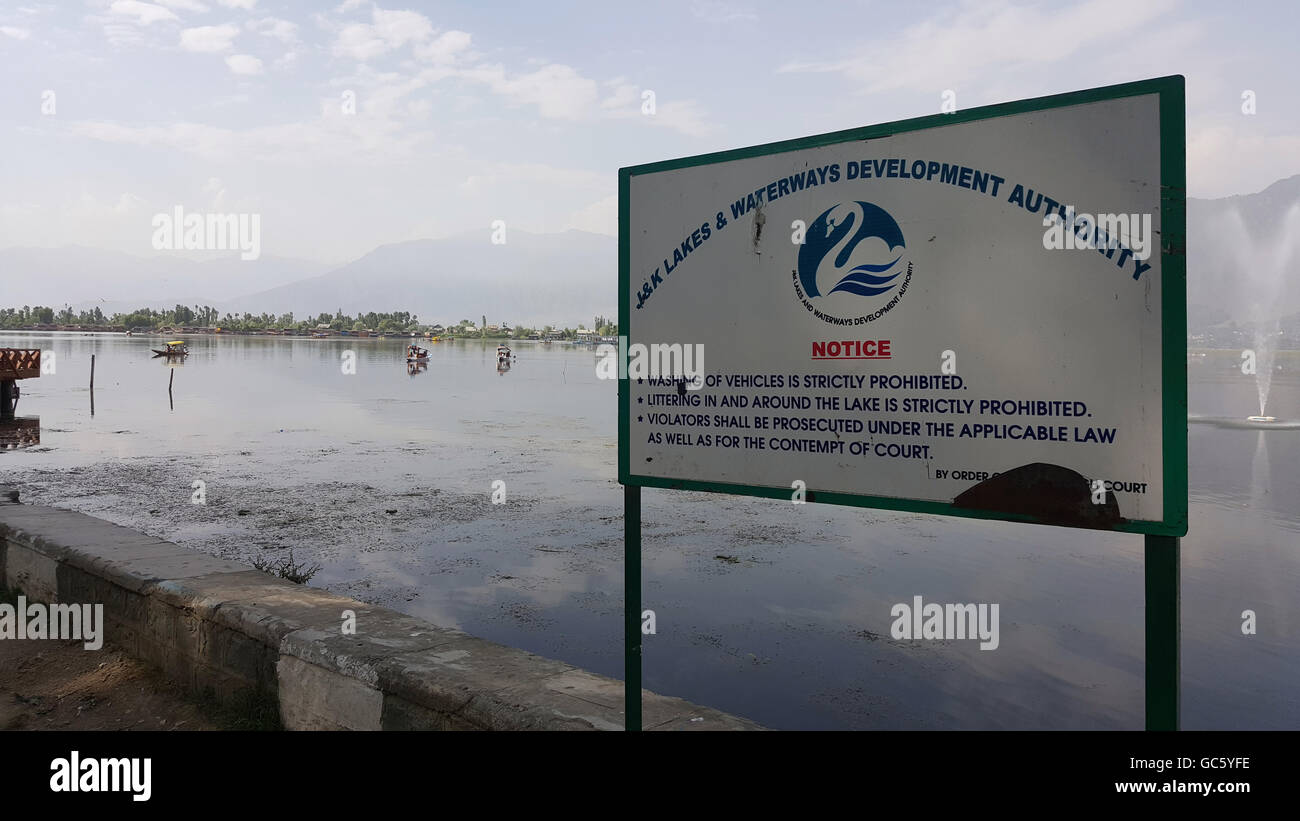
793,201,914,325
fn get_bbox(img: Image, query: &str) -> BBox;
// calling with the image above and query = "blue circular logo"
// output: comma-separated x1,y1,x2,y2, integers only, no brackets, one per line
797,201,907,298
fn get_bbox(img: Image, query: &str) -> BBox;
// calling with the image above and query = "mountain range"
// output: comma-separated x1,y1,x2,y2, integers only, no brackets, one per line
2,176,1298,328
0,229,616,328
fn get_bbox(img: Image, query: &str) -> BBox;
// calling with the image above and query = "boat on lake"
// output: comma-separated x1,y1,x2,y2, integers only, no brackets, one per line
496,344,513,366
406,343,430,363
151,341,189,357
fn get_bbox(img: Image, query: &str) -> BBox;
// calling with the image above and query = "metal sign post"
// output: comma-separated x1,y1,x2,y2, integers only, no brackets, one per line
1145,534,1180,730
624,483,642,732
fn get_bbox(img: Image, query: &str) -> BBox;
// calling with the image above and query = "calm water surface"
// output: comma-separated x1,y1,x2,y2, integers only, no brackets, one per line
1,333,1296,729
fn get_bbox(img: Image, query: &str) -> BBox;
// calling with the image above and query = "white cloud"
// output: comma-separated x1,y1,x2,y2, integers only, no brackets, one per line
414,29,470,64
333,7,434,61
196,93,251,108
112,192,145,213
600,82,639,110
564,194,617,236
0,26,31,39
179,23,239,52
108,1,180,25
333,23,387,61
0,192,148,252
371,8,431,45
778,0,1178,95
461,62,598,120
68,105,431,165
225,53,263,75
248,16,296,43
102,22,146,47
158,0,210,12
599,83,714,136
322,8,692,128
642,98,715,137
217,0,258,9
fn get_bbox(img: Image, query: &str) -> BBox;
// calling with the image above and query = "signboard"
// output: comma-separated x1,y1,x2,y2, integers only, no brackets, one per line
619,76,1186,536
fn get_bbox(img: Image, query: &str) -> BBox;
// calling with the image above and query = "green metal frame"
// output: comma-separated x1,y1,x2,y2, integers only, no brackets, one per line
619,75,1187,537
618,76,1187,731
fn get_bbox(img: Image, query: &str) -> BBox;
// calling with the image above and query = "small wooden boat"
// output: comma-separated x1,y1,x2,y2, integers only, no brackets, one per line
405,344,429,363
496,344,513,366
151,341,189,357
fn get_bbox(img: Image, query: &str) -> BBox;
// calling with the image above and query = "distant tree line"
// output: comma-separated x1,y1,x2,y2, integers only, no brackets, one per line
0,304,618,337
0,304,422,332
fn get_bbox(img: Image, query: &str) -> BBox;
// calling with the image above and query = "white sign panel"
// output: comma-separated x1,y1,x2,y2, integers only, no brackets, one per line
620,78,1186,535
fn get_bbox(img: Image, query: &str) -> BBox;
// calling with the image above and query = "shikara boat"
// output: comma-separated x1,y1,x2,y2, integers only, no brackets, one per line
406,344,429,363
151,341,189,357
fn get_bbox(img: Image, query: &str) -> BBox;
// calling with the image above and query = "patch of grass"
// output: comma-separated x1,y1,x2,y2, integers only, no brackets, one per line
250,550,321,584
193,686,282,731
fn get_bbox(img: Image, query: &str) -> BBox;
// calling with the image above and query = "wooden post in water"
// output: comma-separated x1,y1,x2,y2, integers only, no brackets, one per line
90,354,95,416
168,369,174,411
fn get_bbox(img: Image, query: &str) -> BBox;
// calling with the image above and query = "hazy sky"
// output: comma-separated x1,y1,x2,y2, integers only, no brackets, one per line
2,0,1297,264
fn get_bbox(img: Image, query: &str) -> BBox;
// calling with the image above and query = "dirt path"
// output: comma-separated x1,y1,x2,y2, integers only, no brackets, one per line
0,630,219,731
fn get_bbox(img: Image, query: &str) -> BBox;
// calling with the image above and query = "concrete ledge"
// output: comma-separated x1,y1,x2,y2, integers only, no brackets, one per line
0,502,763,731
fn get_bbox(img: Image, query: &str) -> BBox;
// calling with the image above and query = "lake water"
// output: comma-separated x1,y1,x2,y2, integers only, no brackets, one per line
1,332,1296,729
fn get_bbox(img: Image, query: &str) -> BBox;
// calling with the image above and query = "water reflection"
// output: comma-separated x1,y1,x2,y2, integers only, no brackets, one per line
1251,431,1269,511
0,334,1295,729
